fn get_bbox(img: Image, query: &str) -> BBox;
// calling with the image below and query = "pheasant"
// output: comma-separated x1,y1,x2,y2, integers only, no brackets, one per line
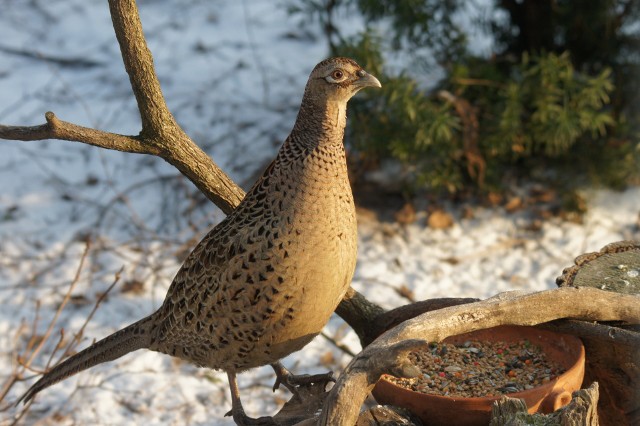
18,57,381,425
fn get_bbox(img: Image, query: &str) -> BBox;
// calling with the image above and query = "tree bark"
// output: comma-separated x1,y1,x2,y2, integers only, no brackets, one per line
556,241,640,426
490,382,600,426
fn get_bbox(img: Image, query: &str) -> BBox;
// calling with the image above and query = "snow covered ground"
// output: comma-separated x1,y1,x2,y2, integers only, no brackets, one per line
1,1,638,425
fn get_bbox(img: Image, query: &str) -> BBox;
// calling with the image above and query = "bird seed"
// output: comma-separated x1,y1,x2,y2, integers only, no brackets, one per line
386,339,566,398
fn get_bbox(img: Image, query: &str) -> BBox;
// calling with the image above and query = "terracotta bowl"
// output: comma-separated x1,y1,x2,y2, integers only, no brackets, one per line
372,325,585,426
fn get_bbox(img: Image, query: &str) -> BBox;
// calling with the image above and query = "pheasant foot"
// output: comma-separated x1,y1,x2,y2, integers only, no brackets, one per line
270,362,335,394
227,371,278,426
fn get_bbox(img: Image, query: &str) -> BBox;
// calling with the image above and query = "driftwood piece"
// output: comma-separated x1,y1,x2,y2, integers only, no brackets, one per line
356,405,423,426
362,297,479,347
271,381,330,426
318,287,640,425
557,241,640,426
557,241,640,295
489,382,600,426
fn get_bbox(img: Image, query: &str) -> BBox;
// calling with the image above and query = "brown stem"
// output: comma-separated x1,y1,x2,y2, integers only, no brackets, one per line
335,287,385,346
0,112,156,154
107,0,177,136
106,0,244,213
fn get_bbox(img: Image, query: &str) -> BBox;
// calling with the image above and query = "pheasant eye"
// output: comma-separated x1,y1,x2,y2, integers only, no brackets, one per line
325,68,347,83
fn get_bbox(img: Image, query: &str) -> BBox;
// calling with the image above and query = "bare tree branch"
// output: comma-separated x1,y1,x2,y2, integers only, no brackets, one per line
0,44,102,68
105,0,244,214
107,0,179,137
0,0,245,215
0,112,157,154
319,287,640,425
334,287,385,345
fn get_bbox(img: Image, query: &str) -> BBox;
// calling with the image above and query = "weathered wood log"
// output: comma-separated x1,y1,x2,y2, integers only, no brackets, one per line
356,405,423,426
272,381,330,426
489,382,600,426
557,241,640,426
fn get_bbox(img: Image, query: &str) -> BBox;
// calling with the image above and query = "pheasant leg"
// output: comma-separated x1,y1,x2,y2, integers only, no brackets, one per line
226,371,278,426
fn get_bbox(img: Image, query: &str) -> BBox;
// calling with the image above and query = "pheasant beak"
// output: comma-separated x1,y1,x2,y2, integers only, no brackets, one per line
354,71,382,89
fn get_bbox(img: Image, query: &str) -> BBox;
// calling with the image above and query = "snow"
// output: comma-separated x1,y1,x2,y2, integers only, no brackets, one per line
0,1,638,425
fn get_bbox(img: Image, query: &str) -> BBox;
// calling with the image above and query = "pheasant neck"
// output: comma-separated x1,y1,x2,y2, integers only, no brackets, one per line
290,99,347,152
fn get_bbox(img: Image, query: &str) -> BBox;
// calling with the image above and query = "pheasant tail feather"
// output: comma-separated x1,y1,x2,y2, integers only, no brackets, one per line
18,315,154,404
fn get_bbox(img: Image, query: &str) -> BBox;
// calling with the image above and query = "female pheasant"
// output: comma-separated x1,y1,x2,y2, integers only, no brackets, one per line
19,57,381,425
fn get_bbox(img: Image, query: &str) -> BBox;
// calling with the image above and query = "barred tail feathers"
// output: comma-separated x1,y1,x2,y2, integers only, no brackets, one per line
18,316,154,404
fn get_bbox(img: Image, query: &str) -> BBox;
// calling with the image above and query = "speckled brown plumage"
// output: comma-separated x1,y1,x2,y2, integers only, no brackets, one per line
18,57,381,424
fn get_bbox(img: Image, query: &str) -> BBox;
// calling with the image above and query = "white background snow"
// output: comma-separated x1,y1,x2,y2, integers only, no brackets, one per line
0,1,638,425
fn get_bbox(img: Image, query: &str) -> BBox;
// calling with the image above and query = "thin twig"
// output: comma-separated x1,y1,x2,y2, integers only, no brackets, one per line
20,241,91,370
42,330,67,374
241,0,270,106
2,243,90,422
0,112,154,153
0,44,103,68
57,267,123,362
452,77,503,87
320,332,357,357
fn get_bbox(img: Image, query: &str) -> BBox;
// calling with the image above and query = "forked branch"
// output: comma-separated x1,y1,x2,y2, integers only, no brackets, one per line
107,0,177,136
0,0,244,214
0,111,157,154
